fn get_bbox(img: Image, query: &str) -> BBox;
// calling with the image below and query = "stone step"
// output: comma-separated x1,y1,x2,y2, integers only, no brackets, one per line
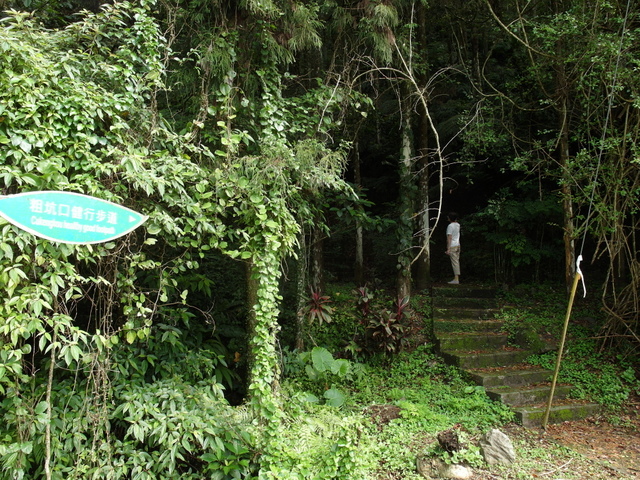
485,384,574,406
512,402,601,428
434,319,503,334
433,297,498,309
467,366,552,388
432,286,498,298
433,307,499,320
431,284,600,428
441,348,532,369
437,333,508,351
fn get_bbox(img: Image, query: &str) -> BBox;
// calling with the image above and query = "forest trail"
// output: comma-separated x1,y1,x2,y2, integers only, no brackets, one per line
430,284,640,477
431,284,600,427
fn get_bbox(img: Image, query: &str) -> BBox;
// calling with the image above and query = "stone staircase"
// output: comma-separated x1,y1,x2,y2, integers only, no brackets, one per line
432,284,600,428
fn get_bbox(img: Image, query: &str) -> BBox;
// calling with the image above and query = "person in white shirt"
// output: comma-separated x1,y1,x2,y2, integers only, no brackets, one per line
445,212,461,284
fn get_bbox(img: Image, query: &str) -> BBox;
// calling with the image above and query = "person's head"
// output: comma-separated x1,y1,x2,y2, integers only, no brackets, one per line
447,212,458,222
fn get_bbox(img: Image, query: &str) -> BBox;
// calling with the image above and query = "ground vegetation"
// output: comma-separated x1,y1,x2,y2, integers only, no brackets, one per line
0,0,639,478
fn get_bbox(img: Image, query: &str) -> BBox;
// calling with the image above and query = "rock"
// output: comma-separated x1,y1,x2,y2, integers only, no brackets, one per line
416,456,473,479
437,428,462,453
416,455,431,478
440,463,473,479
479,428,516,465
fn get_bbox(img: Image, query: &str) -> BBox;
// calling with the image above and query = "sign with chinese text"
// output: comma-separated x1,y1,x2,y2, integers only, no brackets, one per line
0,191,148,244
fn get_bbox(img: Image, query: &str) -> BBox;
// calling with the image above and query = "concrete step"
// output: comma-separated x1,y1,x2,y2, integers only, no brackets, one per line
432,285,498,298
434,319,503,334
433,297,498,309
437,333,508,351
512,402,601,428
433,307,499,320
431,284,600,428
485,384,574,406
468,366,552,388
441,348,532,369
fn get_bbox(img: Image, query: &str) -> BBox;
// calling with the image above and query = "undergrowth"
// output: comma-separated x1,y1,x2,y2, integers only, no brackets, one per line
280,343,514,479
528,341,635,408
276,282,639,478
5,281,632,479
499,283,640,410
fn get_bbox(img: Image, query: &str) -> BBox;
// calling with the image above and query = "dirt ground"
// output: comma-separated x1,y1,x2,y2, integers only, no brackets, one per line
475,399,640,479
541,410,640,477
367,398,640,479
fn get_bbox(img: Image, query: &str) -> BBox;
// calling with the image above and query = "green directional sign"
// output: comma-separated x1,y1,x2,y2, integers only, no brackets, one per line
0,191,148,244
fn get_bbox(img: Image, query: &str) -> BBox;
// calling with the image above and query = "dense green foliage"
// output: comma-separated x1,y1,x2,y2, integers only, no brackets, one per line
0,2,346,477
1,0,640,478
500,284,640,409
278,343,514,479
0,4,255,478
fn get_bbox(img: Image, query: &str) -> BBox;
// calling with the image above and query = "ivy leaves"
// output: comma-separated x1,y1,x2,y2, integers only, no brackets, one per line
0,2,355,477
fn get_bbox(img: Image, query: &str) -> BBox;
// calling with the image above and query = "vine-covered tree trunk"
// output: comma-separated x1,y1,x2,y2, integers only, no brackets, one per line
246,254,283,416
245,261,259,391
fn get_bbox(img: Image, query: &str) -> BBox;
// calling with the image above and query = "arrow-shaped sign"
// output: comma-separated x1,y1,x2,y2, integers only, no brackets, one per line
0,191,148,244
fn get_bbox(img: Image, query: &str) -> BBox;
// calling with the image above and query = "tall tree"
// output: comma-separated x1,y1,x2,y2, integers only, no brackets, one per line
413,1,432,290
0,1,356,476
480,0,640,346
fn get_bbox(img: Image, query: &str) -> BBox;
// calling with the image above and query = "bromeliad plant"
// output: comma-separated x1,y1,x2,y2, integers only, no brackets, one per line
352,288,410,356
300,290,333,326
367,296,410,355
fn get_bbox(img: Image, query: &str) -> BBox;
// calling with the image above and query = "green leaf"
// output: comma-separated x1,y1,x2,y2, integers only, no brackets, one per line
331,359,350,377
126,330,137,344
147,225,161,235
34,401,48,415
301,393,319,403
69,344,82,362
311,347,334,373
304,364,319,381
33,300,43,317
323,388,346,407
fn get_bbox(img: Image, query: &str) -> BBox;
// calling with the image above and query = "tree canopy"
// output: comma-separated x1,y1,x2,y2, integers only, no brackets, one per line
0,0,639,477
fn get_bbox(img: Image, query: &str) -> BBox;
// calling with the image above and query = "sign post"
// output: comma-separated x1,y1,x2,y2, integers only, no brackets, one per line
0,191,148,244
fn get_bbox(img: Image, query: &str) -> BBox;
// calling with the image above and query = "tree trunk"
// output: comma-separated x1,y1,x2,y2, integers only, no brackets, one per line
310,224,325,294
353,140,365,286
560,173,575,292
245,260,259,391
295,234,308,350
397,93,414,299
555,28,575,294
245,253,283,423
414,3,432,291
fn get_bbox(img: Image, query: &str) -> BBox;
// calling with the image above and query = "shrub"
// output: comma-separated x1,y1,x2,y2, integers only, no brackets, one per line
109,379,257,480
528,341,632,408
